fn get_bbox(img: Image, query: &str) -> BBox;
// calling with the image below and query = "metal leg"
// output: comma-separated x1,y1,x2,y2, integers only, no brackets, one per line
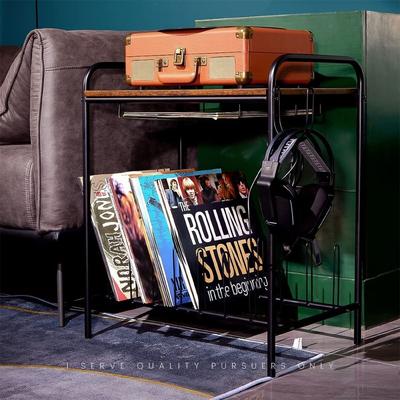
354,253,362,345
354,305,362,345
178,134,183,169
267,233,276,377
83,70,93,339
266,69,277,379
354,53,366,346
57,262,65,327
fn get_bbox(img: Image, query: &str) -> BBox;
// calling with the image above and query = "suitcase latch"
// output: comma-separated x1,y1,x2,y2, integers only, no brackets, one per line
174,47,186,66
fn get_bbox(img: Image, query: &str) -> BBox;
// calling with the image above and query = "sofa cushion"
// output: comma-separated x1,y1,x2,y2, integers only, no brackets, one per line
0,33,33,145
0,145,36,229
0,46,20,86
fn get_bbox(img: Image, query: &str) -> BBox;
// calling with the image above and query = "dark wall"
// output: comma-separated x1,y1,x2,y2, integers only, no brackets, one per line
1,0,400,44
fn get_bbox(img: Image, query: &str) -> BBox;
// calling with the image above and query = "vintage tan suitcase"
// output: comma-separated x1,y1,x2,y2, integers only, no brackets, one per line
125,26,313,86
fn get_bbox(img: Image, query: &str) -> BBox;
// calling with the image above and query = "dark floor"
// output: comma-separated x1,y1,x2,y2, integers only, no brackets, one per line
0,294,398,399
229,318,400,400
105,304,400,399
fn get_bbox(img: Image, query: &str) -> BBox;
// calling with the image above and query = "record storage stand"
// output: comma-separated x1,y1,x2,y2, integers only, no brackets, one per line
82,54,365,377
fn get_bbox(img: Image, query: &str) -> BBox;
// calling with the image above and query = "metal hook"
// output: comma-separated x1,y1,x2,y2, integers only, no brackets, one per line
305,88,310,129
304,87,316,131
276,88,285,134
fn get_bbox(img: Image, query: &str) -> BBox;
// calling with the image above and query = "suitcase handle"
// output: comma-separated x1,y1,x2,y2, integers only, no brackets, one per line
158,58,199,84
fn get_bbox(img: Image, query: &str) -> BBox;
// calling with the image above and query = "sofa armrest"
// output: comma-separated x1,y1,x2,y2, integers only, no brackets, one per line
29,29,182,232
0,36,33,145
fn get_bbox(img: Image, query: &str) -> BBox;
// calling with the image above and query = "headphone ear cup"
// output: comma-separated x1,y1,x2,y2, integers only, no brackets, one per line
296,184,332,238
270,180,298,235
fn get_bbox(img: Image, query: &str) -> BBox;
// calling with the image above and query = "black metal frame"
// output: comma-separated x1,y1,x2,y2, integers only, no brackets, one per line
82,54,365,378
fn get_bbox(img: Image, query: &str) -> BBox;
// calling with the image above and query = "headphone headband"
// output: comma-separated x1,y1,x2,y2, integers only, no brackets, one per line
264,128,303,161
263,128,334,186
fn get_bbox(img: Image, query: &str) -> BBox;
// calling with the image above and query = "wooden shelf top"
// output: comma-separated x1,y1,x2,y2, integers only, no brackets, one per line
84,87,357,98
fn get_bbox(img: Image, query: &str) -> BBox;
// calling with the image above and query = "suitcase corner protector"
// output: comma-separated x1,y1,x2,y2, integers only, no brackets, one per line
235,26,253,39
235,71,253,85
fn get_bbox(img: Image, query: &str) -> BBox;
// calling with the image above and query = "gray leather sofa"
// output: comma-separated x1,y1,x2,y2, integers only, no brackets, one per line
0,29,181,324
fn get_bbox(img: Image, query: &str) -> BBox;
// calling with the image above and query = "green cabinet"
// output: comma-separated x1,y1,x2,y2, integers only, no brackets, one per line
195,11,400,328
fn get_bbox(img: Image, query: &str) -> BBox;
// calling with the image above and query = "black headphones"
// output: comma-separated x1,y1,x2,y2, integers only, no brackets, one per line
257,128,334,258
